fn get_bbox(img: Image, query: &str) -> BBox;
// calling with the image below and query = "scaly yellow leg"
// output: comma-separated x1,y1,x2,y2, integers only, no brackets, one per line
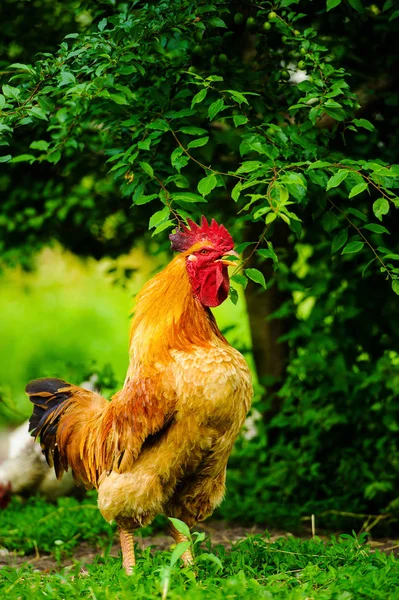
119,527,136,575
169,522,194,567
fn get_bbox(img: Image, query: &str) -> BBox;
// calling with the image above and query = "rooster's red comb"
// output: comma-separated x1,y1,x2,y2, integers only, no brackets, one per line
169,216,234,253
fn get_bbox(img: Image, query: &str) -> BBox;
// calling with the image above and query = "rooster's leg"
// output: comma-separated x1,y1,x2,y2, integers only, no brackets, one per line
119,526,136,575
169,522,194,567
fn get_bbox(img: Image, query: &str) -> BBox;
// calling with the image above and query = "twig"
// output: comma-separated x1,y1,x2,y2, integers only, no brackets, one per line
170,129,243,180
311,514,316,538
152,173,183,227
327,197,392,280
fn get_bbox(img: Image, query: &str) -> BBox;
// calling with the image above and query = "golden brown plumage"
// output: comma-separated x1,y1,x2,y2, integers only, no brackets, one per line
27,217,252,573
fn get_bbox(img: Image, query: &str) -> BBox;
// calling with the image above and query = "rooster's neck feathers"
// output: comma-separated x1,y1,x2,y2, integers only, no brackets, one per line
128,255,225,372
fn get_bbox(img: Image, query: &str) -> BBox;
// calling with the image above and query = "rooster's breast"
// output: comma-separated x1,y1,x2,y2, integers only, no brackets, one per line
170,344,252,433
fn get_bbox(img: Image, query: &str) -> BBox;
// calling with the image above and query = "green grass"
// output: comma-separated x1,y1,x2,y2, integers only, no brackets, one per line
1,494,398,599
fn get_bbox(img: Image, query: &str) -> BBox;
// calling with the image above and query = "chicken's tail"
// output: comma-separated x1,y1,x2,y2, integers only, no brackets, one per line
26,378,106,486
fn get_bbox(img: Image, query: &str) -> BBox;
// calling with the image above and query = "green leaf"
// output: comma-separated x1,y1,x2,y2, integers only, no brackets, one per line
28,106,48,121
266,212,277,225
165,108,196,120
308,169,328,188
2,84,20,100
231,182,242,202
0,155,12,163
231,274,248,289
139,161,154,177
59,71,75,86
147,119,169,132
326,170,349,190
331,229,348,253
149,206,169,229
98,18,107,31
191,88,207,108
152,219,174,236
0,123,12,133
321,211,339,233
348,0,364,12
187,137,209,149
352,118,375,131
363,223,390,235
307,161,332,170
229,286,239,305
326,0,342,9
0,94,5,109
7,62,33,72
373,198,389,221
349,182,368,198
171,147,189,172
138,139,151,150
245,268,267,289
233,115,248,127
168,518,191,539
324,106,346,121
196,552,223,572
208,98,225,121
179,126,208,135
234,242,253,254
341,241,365,255
11,154,35,163
257,247,278,262
109,93,129,105
170,541,191,568
226,90,249,105
171,192,207,203
392,280,399,295
236,161,262,174
37,95,55,112
346,208,367,222
279,186,289,203
30,140,49,151
134,194,158,205
382,253,399,260
209,17,227,28
197,174,217,196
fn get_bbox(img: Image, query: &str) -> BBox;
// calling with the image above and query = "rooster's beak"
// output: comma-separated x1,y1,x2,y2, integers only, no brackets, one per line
217,250,240,266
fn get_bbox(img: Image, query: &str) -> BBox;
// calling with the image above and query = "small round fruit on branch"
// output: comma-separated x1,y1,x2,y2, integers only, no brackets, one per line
246,17,256,30
234,13,244,25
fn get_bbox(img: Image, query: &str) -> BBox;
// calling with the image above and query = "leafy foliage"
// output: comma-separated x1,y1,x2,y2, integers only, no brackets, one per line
1,0,398,288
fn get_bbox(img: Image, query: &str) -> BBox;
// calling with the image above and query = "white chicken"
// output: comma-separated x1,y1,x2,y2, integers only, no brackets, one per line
0,376,97,507
0,419,75,507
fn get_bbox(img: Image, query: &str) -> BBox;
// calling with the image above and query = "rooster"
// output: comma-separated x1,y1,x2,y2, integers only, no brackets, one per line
26,217,253,574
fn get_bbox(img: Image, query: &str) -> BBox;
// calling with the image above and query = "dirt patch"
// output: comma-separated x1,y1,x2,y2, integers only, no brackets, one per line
1,520,398,573
0,521,287,572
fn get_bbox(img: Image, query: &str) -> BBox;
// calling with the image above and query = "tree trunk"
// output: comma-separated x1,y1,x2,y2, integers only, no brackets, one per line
244,222,291,414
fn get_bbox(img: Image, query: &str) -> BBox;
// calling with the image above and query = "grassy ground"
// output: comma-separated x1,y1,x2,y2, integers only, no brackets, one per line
1,494,398,599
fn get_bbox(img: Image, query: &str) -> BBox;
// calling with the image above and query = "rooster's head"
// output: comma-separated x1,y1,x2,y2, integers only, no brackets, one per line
170,216,237,308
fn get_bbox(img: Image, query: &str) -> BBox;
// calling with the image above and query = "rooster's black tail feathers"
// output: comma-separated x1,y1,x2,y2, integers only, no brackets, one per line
26,378,72,478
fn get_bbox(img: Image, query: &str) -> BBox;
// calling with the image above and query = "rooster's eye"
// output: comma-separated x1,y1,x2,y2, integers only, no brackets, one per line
200,249,210,255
